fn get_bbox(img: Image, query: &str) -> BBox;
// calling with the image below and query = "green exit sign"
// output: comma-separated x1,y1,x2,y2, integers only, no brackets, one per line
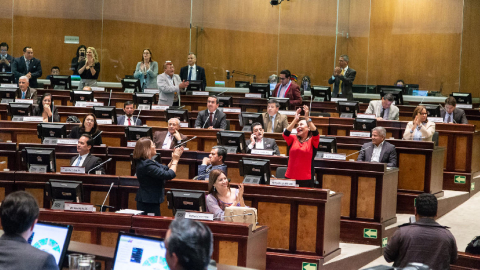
302,262,317,270
364,228,378,239
454,175,466,184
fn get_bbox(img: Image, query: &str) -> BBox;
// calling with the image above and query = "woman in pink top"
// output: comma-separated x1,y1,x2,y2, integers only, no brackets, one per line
206,169,245,221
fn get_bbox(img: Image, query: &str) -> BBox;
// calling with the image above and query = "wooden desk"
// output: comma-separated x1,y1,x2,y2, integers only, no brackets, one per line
451,252,480,270
328,117,404,139
0,142,16,171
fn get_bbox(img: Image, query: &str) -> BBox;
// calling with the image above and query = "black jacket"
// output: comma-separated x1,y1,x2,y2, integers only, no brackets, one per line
194,109,227,129
68,126,103,145
12,56,42,87
180,65,207,89
70,153,105,174
135,159,176,204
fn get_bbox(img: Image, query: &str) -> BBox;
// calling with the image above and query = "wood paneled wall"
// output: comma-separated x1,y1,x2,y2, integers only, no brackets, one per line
460,0,480,97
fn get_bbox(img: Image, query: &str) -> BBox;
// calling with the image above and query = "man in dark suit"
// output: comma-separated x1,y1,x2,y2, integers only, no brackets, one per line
153,118,187,149
328,54,356,101
246,122,280,155
179,53,207,89
263,99,289,133
0,42,14,73
12,46,42,87
196,146,228,180
194,96,227,129
357,126,397,167
15,76,37,101
70,134,105,174
0,191,59,270
117,101,142,126
441,96,468,124
272,69,302,106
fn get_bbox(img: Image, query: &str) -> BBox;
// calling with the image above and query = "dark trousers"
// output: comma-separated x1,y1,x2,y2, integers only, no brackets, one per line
297,179,314,188
137,201,161,216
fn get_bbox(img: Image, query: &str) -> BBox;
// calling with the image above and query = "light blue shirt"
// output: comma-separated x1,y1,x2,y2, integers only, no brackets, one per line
444,112,453,123
412,123,425,141
381,107,390,120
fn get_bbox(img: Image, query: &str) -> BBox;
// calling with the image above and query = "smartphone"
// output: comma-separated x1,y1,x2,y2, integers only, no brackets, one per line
80,52,85,57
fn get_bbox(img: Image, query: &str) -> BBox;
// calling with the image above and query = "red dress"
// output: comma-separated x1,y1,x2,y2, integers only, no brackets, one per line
282,130,320,181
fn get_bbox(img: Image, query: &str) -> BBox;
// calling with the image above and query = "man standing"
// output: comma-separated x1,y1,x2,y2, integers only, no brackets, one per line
196,146,227,180
194,96,227,129
70,134,105,174
15,76,37,100
441,96,468,124
12,46,42,87
179,53,207,89
384,193,457,269
0,42,14,73
157,61,189,106
262,99,289,133
328,54,356,101
0,191,59,270
246,122,280,155
117,101,142,126
272,70,302,106
153,118,187,149
365,93,399,120
357,127,397,167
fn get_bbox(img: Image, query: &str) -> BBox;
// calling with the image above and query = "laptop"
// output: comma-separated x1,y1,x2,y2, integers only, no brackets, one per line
28,221,73,268
412,90,428,96
113,232,169,270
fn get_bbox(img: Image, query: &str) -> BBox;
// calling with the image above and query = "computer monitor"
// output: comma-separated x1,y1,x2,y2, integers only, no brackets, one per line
166,109,189,124
352,85,377,94
450,92,472,104
311,86,332,101
133,93,155,110
240,112,263,132
93,106,118,124
217,96,233,107
70,90,94,104
0,72,15,84
337,101,359,118
28,221,73,268
37,123,67,141
318,137,337,153
50,75,72,90
166,189,207,215
125,126,152,141
380,89,403,105
354,118,377,135
24,147,56,172
0,87,16,103
8,102,32,116
377,85,405,94
269,97,289,110
235,81,250,88
239,158,271,185
186,80,204,91
249,83,270,98
405,84,420,94
47,179,83,204
424,105,441,117
121,78,142,93
216,131,246,153
112,232,169,270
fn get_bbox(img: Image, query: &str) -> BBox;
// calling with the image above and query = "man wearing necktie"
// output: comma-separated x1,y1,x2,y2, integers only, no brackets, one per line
194,96,227,129
271,69,302,106
15,76,37,101
180,53,207,89
69,134,105,174
153,118,187,149
365,93,400,120
440,96,468,124
262,99,288,133
12,46,42,88
0,42,14,73
328,55,356,101
157,61,189,106
117,101,143,126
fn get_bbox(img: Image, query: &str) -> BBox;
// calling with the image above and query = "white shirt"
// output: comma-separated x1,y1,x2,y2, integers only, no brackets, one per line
123,116,135,126
444,112,454,123
187,64,197,80
162,132,174,149
72,153,89,167
371,141,384,163
248,138,264,150
277,81,291,98
207,109,216,124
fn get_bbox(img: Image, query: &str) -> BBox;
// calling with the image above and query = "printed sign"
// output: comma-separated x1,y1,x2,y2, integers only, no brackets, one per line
364,228,378,239
454,175,466,184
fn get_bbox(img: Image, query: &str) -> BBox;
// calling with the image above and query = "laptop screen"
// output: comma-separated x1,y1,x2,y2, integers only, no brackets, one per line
412,90,428,96
113,232,169,270
28,221,72,267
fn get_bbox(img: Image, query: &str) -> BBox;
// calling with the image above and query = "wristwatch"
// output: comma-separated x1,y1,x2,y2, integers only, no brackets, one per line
307,118,312,122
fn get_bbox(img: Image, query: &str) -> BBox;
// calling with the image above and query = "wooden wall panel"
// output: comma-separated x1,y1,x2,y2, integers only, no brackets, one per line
460,0,480,97
0,0,13,47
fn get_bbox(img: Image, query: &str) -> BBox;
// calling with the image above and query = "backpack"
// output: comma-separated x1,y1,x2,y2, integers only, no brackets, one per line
466,236,480,254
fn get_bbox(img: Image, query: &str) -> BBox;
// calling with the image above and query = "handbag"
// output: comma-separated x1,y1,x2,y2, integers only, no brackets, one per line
224,206,257,231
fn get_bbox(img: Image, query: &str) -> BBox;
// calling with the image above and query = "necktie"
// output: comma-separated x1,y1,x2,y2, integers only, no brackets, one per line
128,118,131,126
380,108,384,119
21,91,25,99
270,116,274,133
75,156,82,166
188,66,192,81
339,69,345,94
209,113,214,126
26,59,30,71
447,114,451,123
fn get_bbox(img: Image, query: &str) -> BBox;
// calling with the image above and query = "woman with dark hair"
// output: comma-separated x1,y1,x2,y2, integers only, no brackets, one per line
68,113,103,145
283,105,319,187
33,93,59,122
134,49,158,91
70,45,87,75
403,105,435,141
206,169,245,221
133,137,183,216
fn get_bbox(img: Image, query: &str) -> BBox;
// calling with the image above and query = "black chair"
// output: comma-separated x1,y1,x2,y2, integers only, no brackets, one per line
432,131,439,146
275,167,287,179
225,119,230,130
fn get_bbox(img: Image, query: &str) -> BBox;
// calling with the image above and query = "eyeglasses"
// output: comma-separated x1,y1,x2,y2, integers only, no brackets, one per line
420,113,428,115
85,119,95,123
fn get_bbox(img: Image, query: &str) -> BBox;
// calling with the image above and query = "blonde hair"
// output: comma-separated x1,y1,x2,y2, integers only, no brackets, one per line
87,47,99,63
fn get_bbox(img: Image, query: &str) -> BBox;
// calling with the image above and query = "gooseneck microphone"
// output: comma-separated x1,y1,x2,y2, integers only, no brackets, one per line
93,130,103,140
108,89,112,106
87,158,112,174
100,182,114,212
346,144,373,158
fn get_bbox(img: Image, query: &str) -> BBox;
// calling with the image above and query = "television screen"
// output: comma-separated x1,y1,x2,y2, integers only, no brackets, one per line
28,221,73,268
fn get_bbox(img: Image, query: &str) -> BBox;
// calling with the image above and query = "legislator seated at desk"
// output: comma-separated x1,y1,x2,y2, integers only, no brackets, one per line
117,101,142,126
70,134,105,174
68,113,103,145
196,146,228,180
32,93,60,122
271,69,302,106
441,96,468,124
246,122,280,156
206,170,246,221
357,127,397,167
153,118,187,149
403,105,435,141
365,93,399,120
263,99,288,133
194,96,227,129
15,76,38,101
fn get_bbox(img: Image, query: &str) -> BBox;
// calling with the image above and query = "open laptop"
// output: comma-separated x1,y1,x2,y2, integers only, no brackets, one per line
113,232,169,270
28,221,73,268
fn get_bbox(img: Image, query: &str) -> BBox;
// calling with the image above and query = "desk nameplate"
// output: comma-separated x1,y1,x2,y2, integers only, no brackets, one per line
60,166,85,174
322,153,347,160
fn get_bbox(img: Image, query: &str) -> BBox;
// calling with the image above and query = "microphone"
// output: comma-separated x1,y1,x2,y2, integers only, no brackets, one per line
346,144,372,158
216,90,228,96
135,109,142,125
51,103,54,123
93,130,103,140
108,89,112,106
226,70,230,80
419,96,426,105
309,94,313,113
438,103,456,123
99,182,114,212
202,116,209,128
193,164,212,180
174,136,197,148
87,158,112,174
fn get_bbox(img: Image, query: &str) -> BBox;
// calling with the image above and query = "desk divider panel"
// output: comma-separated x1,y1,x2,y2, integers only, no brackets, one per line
398,153,426,191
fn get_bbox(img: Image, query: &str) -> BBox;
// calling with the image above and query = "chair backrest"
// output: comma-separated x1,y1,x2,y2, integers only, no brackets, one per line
310,112,330,117
276,167,287,179
225,119,230,130
432,131,439,146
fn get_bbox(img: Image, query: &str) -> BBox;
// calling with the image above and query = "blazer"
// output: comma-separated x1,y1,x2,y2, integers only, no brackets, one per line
328,67,356,101
0,234,58,270
134,61,159,90
365,100,399,120
157,72,183,106
68,126,103,145
194,109,227,129
135,158,176,204
271,82,303,106
0,54,14,72
403,121,436,141
357,141,397,167
262,112,288,133
15,87,38,101
70,153,105,174
117,115,142,126
180,65,207,89
246,137,280,156
440,107,468,124
33,105,60,122
153,130,187,149
12,56,42,87
197,164,228,180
